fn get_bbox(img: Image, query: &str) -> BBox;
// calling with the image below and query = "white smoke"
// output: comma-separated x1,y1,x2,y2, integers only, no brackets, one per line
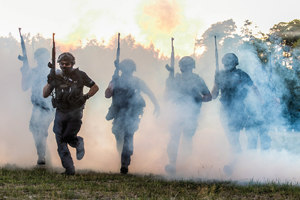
1,20,300,183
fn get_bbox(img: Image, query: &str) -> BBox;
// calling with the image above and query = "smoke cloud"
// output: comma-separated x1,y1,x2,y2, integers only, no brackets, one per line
139,0,181,33
137,0,203,57
1,19,300,183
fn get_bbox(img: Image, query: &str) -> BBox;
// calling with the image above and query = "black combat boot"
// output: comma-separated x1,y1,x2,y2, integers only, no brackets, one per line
62,167,75,176
120,165,128,174
37,157,46,165
165,164,176,175
120,154,131,174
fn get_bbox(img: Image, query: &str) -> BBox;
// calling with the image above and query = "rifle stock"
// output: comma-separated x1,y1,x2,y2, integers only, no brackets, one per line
18,28,29,68
214,36,219,73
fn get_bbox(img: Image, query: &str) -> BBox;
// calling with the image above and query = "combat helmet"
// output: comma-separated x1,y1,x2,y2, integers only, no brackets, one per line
57,52,75,65
119,59,136,73
179,56,195,72
222,53,239,71
34,48,50,61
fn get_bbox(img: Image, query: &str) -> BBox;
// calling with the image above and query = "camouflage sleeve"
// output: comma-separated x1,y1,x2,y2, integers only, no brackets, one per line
199,77,210,95
240,71,253,86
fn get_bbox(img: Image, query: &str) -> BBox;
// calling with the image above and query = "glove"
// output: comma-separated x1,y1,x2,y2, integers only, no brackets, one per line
165,64,174,73
74,95,89,107
48,62,54,69
47,73,57,88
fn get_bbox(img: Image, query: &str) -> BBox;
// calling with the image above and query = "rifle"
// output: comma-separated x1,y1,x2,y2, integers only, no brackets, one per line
106,33,120,120
165,37,174,78
214,35,219,74
48,33,57,108
18,28,29,69
112,33,120,79
48,33,56,76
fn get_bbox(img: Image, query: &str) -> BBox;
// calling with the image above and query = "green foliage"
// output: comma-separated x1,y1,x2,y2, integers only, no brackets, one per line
269,19,300,47
1,167,300,199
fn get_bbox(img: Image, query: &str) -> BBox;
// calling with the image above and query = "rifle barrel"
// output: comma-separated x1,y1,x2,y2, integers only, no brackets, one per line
171,37,174,67
116,33,120,61
214,36,219,72
51,33,56,71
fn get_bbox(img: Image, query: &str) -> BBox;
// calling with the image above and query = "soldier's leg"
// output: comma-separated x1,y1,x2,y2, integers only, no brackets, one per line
220,109,244,175
32,133,47,164
246,129,258,150
112,117,125,155
247,118,271,150
182,119,198,158
226,130,242,153
114,133,124,155
258,125,271,150
165,124,181,175
53,110,75,174
64,109,84,160
55,133,75,174
30,106,51,164
120,132,134,173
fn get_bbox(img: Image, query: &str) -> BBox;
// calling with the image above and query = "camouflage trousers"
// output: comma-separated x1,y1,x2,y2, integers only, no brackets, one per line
220,106,271,152
112,108,142,167
166,115,199,166
29,105,54,160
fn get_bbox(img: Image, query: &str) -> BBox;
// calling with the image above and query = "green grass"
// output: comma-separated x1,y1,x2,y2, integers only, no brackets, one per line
1,166,300,199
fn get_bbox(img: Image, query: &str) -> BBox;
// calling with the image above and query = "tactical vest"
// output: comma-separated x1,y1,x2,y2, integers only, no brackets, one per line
218,69,251,107
52,69,85,112
106,82,146,121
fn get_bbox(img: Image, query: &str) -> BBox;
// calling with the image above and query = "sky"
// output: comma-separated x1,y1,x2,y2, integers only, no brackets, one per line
0,0,299,56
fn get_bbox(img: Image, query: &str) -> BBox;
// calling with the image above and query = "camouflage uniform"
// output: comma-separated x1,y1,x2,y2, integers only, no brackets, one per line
106,59,159,174
21,48,54,165
215,65,271,151
165,72,210,170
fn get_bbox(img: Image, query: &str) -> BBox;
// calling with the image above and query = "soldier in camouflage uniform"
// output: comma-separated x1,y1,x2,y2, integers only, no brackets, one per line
105,59,160,174
164,56,212,175
20,48,54,165
212,53,271,174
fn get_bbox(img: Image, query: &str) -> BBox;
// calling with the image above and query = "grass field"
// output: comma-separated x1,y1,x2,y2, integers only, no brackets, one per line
1,166,300,199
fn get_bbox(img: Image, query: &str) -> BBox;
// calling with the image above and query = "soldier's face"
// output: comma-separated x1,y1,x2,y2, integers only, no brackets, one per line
60,61,73,74
60,61,71,67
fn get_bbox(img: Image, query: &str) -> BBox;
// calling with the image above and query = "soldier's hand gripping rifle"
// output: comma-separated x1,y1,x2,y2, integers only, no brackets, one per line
112,33,121,80
18,28,29,70
165,37,175,78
